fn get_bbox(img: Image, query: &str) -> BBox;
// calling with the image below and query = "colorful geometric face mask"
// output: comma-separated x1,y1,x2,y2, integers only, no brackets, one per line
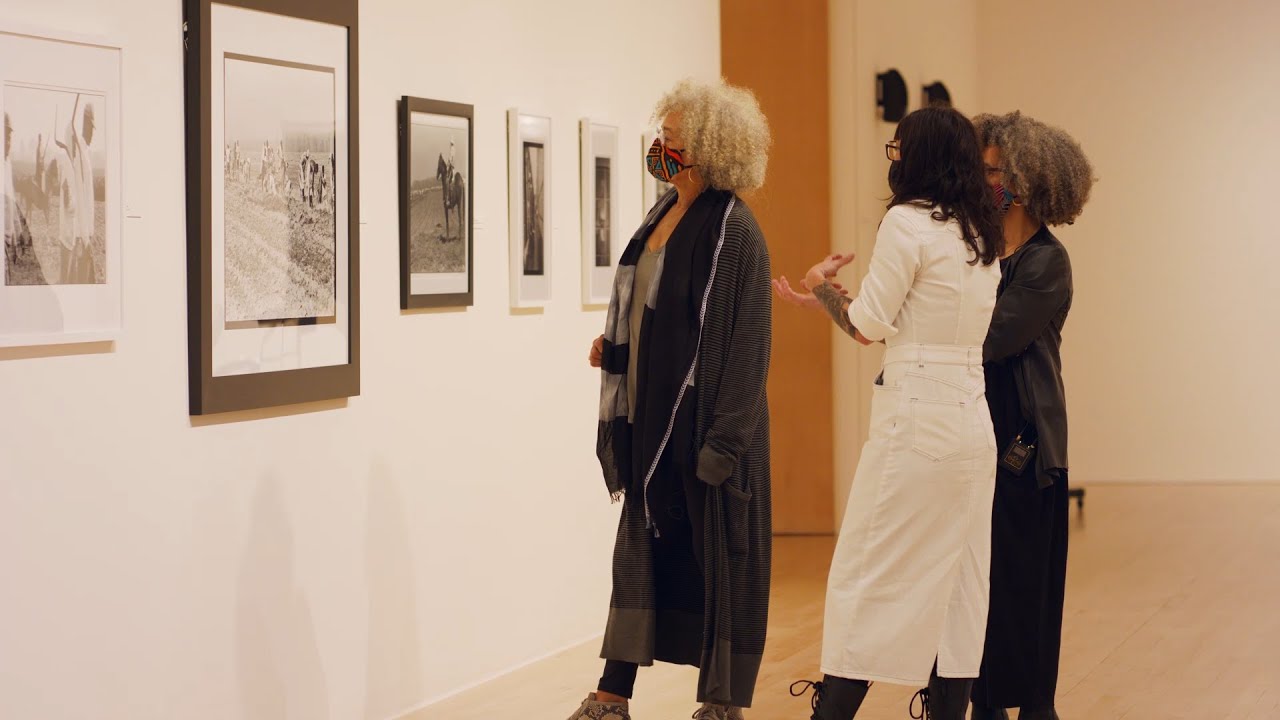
992,181,1017,216
646,137,690,183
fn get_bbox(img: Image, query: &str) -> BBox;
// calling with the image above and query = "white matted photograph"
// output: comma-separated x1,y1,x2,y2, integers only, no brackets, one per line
206,2,351,383
399,97,473,309
507,108,552,308
0,27,122,347
183,0,358,416
580,119,619,306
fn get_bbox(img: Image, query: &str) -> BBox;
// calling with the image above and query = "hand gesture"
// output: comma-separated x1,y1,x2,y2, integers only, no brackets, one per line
804,253,856,292
773,275,848,310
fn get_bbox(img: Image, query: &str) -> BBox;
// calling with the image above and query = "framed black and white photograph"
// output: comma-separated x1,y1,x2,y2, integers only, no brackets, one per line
507,108,551,308
183,0,359,415
579,119,619,306
641,129,672,214
399,96,472,310
0,26,123,347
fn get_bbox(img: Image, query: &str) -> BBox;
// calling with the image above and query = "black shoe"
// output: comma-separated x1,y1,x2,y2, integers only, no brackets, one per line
790,675,869,720
969,702,1011,720
1018,706,1060,720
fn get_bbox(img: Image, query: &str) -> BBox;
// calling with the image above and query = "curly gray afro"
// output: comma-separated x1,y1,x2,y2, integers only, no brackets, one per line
973,111,1094,226
653,79,771,192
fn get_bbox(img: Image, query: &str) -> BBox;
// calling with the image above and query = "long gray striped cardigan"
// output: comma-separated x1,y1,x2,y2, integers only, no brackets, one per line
596,190,773,708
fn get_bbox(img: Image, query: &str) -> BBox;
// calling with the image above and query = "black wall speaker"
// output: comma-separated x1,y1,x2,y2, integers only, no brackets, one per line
923,81,952,108
877,69,908,122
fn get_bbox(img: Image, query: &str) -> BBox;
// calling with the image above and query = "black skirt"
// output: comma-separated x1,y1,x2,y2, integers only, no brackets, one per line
974,362,1070,709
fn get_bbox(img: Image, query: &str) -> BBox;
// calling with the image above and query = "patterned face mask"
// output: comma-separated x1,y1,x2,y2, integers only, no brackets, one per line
992,181,1017,216
646,137,691,183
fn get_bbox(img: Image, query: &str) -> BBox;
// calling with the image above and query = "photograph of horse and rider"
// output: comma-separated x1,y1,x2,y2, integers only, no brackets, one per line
407,113,468,278
3,86,107,287
221,55,338,327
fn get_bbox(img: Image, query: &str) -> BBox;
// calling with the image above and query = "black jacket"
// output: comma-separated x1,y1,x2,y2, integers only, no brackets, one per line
984,226,1072,487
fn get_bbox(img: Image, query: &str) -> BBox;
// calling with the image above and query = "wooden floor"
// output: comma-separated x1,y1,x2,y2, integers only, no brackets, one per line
409,485,1280,719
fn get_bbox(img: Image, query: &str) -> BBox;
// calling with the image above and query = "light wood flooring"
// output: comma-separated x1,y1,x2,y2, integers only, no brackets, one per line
408,484,1280,719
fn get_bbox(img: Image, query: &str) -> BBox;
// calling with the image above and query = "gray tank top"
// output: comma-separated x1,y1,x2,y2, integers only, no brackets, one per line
627,245,664,422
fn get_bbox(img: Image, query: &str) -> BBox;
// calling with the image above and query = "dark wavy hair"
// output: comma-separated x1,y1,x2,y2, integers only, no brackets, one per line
887,107,1004,265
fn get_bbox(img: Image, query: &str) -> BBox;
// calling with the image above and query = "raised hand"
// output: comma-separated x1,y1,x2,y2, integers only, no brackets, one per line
804,253,856,292
774,276,848,310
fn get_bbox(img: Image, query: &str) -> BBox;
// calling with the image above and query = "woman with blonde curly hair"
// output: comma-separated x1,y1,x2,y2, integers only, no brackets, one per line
968,111,1094,720
570,79,773,720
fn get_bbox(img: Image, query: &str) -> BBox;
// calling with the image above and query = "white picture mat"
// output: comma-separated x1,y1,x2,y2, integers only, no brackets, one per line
507,109,551,308
209,4,350,377
409,110,468,296
579,120,618,306
0,28,122,347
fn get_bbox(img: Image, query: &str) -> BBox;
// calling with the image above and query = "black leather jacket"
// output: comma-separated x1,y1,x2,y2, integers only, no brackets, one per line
984,226,1072,486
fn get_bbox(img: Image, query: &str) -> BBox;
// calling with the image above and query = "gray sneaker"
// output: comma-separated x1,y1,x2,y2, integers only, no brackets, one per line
566,693,631,720
692,703,744,720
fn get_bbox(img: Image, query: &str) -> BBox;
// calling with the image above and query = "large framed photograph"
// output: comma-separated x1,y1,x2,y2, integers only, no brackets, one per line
507,109,551,308
579,119,619,306
641,129,672,214
399,96,472,310
183,0,359,415
0,27,123,347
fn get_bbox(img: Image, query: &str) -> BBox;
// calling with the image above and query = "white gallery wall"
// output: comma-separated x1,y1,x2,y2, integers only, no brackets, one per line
831,0,1279,530
976,0,1280,482
828,0,982,527
0,0,721,718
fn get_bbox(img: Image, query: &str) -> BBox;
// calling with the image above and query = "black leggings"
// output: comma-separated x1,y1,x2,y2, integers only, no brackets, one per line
598,659,639,699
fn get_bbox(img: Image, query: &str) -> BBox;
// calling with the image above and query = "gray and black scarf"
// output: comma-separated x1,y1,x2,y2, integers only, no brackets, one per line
596,189,736,516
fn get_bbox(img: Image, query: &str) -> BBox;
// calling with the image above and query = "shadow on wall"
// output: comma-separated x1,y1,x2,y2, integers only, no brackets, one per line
364,462,425,719
236,474,331,720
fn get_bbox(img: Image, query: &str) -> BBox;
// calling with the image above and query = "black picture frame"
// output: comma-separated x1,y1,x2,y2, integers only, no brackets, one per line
398,96,474,309
183,0,360,415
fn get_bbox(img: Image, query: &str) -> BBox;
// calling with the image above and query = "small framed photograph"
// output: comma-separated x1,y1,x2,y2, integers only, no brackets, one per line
579,119,618,306
641,129,672,214
507,108,551,308
399,96,472,309
0,26,123,347
183,0,359,414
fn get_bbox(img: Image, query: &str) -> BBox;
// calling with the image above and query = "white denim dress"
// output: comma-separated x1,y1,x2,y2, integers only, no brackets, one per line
822,203,1000,685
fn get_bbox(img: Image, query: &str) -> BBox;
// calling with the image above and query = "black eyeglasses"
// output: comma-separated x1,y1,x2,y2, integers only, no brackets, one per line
885,141,901,161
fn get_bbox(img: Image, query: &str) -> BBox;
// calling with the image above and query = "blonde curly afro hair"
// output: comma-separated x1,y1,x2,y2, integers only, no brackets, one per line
653,79,771,193
973,111,1094,226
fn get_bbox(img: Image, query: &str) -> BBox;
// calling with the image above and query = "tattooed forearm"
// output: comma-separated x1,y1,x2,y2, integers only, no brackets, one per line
812,282,859,340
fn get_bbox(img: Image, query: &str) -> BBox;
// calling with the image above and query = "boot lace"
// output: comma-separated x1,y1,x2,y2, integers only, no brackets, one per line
909,687,932,719
790,679,825,719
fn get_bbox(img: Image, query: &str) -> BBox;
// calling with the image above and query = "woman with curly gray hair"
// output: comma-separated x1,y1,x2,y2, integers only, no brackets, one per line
968,111,1094,720
571,79,773,720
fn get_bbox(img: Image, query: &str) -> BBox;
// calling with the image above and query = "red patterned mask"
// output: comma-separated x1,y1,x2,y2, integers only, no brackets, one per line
646,137,690,183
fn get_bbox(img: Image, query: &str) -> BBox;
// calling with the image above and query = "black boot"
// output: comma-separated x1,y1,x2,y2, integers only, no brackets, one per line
790,675,869,720
1018,706,1060,720
908,674,974,720
969,702,1011,720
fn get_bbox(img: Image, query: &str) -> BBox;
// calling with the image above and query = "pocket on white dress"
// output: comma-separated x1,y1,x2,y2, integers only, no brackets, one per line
903,372,978,463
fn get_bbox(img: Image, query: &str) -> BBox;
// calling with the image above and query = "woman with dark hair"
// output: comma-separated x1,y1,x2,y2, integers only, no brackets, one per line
968,111,1094,720
775,106,1003,720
